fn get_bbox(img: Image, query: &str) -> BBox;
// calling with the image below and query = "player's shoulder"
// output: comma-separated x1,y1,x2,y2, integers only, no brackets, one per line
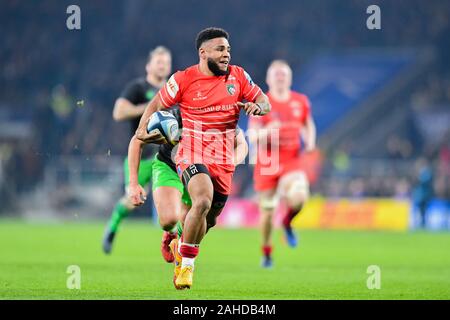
170,65,198,84
120,77,146,97
128,76,147,87
184,64,199,74
180,64,200,76
229,65,255,83
229,64,242,72
228,64,246,76
291,91,310,103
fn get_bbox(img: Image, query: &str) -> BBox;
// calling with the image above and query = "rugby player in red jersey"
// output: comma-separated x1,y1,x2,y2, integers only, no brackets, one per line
249,60,317,268
127,27,271,289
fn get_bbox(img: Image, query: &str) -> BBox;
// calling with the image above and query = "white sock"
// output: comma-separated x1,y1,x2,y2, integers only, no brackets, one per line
181,257,195,269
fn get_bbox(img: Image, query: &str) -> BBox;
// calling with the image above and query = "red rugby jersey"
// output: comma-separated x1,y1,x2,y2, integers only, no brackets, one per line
158,64,262,166
250,91,311,160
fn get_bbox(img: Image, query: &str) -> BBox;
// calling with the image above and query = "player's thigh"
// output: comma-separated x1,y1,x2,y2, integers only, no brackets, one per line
123,157,153,186
181,184,192,208
153,186,182,222
151,156,185,218
187,174,213,204
152,156,183,191
180,164,214,209
139,158,154,186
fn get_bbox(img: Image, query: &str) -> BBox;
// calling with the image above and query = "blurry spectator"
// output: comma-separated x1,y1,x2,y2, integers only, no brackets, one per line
433,175,449,200
394,179,411,199
1,0,450,203
349,178,365,198
50,85,73,120
437,130,450,176
386,134,413,159
332,148,350,175
0,143,14,211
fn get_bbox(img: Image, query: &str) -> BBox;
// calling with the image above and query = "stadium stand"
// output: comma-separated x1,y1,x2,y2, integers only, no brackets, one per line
1,0,449,217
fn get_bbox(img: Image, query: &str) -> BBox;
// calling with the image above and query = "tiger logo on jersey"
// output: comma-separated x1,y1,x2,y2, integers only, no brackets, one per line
226,84,236,96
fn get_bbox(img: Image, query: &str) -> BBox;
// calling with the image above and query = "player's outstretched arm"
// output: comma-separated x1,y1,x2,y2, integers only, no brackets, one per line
127,135,147,206
135,94,167,143
113,98,147,121
302,115,317,152
234,128,249,166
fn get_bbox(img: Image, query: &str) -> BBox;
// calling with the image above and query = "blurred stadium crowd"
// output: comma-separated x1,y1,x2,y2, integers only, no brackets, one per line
0,0,449,214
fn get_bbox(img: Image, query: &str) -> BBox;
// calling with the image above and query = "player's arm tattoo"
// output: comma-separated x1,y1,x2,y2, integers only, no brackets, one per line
254,93,271,115
255,102,271,115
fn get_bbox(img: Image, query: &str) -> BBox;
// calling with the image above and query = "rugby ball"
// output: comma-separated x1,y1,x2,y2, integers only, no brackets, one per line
146,111,179,145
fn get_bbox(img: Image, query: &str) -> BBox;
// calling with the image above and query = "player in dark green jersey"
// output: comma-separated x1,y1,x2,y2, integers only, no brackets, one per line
103,46,172,254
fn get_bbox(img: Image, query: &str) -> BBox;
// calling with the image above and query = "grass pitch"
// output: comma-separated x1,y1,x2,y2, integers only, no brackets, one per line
1,220,449,299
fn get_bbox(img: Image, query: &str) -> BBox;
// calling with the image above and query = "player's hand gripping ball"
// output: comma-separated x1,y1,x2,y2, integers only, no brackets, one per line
146,111,180,145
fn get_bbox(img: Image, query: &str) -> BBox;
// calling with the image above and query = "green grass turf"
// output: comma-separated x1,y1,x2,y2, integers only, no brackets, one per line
0,219,449,300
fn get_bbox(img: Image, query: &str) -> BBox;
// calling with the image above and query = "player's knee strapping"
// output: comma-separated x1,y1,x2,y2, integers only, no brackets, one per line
206,191,228,229
181,163,210,187
287,175,310,204
260,194,279,210
212,191,228,210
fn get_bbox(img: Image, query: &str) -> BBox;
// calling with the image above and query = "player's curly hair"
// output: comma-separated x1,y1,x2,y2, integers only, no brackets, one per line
195,27,229,50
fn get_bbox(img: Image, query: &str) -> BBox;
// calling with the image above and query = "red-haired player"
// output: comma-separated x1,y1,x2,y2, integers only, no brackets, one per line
249,60,317,268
